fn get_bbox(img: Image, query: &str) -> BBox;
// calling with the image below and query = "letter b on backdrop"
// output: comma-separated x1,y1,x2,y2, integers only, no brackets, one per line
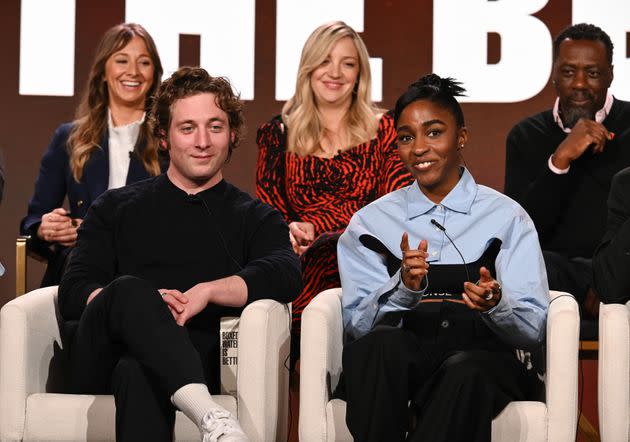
433,0,551,103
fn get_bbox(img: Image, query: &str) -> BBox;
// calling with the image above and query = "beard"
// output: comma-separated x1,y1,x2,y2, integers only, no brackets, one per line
560,105,596,128
559,92,597,128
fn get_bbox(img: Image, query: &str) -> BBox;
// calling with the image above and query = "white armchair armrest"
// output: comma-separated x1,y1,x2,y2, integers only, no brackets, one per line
545,290,580,442
238,299,291,442
300,288,343,442
598,301,630,442
0,286,60,441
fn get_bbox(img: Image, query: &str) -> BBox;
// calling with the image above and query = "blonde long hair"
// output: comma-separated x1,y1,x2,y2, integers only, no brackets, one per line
282,21,382,156
68,23,163,182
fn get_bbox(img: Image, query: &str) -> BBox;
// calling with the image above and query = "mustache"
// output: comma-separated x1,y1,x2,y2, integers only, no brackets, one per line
568,91,595,102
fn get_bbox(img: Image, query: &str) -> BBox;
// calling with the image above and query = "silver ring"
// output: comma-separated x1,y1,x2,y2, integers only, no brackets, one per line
485,292,493,301
402,264,410,273
160,292,167,297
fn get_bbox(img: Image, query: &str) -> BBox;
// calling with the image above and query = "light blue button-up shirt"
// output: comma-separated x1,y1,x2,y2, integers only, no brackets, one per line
338,168,549,350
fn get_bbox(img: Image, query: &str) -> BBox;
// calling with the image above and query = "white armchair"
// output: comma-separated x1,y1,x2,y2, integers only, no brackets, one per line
0,286,290,442
300,288,579,442
598,301,630,442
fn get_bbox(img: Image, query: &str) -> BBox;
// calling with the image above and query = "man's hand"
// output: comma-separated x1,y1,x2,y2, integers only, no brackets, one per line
37,208,82,247
462,266,501,312
552,119,614,169
158,289,189,322
160,276,248,325
288,221,315,256
171,285,211,326
400,232,429,291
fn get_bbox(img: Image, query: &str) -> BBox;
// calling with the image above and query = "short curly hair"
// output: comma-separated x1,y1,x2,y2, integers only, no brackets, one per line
553,23,613,65
149,66,245,158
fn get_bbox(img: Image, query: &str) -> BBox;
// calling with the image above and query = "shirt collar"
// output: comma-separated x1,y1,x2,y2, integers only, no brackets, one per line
107,108,146,132
407,167,477,219
553,92,613,133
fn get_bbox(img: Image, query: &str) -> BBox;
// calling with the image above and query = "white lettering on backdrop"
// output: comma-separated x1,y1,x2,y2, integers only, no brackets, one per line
17,0,629,101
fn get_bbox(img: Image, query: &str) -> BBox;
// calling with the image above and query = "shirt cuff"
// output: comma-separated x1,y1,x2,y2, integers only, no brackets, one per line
548,155,570,175
388,273,427,308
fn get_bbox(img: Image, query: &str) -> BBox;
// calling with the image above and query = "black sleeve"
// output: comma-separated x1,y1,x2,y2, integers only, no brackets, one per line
593,168,630,304
236,203,302,305
504,123,573,244
59,192,117,320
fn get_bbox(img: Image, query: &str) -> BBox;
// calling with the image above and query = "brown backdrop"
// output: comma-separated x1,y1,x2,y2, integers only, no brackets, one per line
0,0,574,306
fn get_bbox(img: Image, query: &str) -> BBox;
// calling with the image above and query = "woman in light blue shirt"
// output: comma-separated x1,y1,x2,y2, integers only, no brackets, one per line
337,74,549,442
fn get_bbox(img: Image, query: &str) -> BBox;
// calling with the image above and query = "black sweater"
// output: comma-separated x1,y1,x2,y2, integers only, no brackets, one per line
59,174,302,321
593,167,630,303
504,98,630,258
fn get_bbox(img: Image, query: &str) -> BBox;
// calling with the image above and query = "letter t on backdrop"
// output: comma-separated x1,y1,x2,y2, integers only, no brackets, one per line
433,0,551,103
126,0,256,100
573,0,630,101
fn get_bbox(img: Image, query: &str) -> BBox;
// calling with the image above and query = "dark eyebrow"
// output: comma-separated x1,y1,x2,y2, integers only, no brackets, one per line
397,119,446,132
422,119,446,127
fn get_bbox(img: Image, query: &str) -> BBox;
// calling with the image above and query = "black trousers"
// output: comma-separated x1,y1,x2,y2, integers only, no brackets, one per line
342,326,538,442
68,275,211,442
543,250,591,305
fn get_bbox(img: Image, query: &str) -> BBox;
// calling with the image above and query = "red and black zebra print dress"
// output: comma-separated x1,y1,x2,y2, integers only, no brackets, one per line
256,113,413,335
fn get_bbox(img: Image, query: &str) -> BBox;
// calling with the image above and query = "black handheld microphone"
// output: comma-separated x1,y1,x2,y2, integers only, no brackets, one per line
430,219,471,282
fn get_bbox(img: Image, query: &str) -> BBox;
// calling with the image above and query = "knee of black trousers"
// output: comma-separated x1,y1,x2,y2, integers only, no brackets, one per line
104,275,162,311
439,351,493,386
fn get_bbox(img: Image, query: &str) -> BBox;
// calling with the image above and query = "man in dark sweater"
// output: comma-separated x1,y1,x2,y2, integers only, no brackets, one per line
59,67,301,442
504,23,630,318
593,167,630,304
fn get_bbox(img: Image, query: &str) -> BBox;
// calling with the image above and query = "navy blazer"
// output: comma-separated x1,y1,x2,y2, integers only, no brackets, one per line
21,122,159,237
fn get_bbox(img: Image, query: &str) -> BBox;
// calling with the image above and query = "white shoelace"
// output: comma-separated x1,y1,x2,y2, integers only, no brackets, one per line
201,409,243,442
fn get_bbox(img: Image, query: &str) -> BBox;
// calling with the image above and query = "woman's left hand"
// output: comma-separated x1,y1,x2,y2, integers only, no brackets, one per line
462,266,502,312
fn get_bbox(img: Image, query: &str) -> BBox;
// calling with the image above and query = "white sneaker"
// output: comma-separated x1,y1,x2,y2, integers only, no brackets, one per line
201,408,248,442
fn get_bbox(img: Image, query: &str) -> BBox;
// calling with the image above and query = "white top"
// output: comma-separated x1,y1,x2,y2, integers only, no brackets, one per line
107,109,144,190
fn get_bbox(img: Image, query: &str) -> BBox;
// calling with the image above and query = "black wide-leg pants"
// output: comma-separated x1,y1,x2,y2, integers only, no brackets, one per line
68,275,208,442
342,326,537,442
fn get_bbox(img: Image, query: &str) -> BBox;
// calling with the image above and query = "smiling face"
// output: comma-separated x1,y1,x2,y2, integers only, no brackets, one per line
396,99,468,203
552,38,613,127
104,36,154,113
166,92,233,192
309,36,360,109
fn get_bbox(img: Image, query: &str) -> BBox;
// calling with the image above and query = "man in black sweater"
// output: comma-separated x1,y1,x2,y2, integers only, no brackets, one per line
59,67,301,442
593,167,630,304
504,23,630,318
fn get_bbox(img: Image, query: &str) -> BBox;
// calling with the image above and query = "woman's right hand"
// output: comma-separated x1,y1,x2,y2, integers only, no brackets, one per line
37,208,82,247
400,232,429,291
288,221,315,256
